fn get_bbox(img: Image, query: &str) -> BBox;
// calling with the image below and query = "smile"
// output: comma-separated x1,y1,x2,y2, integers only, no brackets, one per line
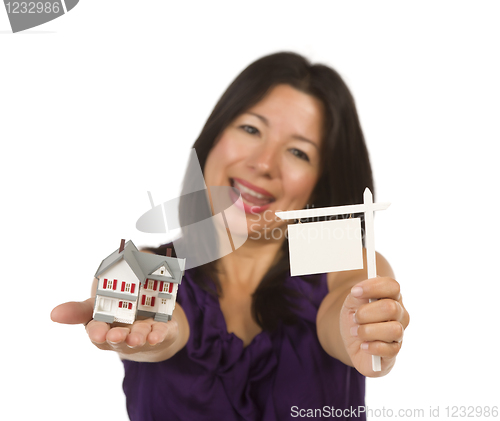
230,178,275,213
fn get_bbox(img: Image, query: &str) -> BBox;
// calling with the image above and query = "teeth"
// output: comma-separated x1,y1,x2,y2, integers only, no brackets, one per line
233,180,272,200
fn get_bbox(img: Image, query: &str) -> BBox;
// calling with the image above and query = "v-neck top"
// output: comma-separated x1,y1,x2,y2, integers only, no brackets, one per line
122,269,366,421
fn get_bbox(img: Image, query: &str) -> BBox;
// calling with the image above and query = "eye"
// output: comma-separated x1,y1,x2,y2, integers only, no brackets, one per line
289,148,310,162
240,125,260,135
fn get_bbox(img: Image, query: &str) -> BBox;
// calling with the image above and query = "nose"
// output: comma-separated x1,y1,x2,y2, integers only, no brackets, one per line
246,142,280,178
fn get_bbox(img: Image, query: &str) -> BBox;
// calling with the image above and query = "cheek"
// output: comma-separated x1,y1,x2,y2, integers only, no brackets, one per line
283,170,319,204
207,134,245,170
205,138,230,182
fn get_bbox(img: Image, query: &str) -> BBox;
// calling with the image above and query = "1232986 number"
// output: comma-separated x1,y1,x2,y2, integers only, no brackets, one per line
446,406,499,417
5,2,61,14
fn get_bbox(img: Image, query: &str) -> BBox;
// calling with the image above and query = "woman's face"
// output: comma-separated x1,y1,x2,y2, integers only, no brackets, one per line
204,84,324,238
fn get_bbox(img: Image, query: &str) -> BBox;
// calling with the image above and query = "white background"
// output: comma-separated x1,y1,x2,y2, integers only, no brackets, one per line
1,1,499,419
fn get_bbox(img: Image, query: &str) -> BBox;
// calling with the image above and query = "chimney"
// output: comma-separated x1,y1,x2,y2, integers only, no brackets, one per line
119,239,126,253
166,248,172,257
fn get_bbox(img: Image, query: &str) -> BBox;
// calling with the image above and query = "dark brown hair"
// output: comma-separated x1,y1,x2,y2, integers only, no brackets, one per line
149,52,374,331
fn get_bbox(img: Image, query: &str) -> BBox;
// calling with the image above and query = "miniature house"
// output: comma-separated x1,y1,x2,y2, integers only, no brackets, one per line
93,239,185,324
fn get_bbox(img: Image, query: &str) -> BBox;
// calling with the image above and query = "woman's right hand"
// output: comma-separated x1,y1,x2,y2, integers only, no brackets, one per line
50,279,189,362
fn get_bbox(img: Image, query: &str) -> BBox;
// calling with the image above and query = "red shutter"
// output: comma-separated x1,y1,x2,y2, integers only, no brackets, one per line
119,301,122,308
153,280,158,291
143,279,148,290
141,295,146,305
159,281,164,292
131,283,135,294
113,279,117,290
151,297,156,307
169,282,173,293
103,278,107,289
128,303,132,310
121,282,125,292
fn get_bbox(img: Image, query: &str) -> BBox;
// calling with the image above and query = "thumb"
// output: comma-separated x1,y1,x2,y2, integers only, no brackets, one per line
51,298,95,325
342,285,369,313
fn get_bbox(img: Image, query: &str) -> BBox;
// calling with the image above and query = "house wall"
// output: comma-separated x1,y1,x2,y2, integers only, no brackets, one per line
97,259,141,296
159,295,176,316
137,286,158,314
137,281,179,316
169,284,179,315
114,299,136,324
94,259,142,324
94,296,136,324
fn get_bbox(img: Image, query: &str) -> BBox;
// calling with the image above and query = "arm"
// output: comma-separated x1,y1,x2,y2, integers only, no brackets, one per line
51,277,190,363
316,250,409,377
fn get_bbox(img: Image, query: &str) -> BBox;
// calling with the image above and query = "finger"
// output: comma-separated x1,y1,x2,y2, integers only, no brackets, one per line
399,299,410,329
351,277,401,301
355,299,404,324
127,319,154,348
360,340,402,359
86,320,111,345
106,327,131,346
353,321,404,343
148,320,178,346
343,289,370,313
51,298,95,325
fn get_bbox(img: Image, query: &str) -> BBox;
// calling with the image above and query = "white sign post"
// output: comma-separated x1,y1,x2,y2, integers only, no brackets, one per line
275,188,390,372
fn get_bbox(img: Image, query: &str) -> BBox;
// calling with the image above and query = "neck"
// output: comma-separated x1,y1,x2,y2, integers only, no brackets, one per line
215,235,285,292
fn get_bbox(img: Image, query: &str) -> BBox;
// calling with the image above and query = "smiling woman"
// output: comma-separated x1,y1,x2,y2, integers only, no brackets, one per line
51,51,409,421
174,52,377,333
204,84,324,219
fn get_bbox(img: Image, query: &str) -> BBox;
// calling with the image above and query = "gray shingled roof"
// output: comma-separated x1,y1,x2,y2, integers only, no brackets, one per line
94,240,185,286
132,250,184,284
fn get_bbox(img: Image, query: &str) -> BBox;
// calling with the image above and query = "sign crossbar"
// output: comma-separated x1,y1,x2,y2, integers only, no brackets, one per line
275,202,390,220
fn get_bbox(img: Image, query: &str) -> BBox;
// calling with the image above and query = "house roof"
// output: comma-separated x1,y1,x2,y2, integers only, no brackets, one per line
94,240,143,280
148,260,174,278
94,240,185,285
131,250,184,284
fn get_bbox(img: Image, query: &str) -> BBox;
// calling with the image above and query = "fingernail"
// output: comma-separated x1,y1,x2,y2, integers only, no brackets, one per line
350,326,359,337
360,343,369,350
351,286,363,297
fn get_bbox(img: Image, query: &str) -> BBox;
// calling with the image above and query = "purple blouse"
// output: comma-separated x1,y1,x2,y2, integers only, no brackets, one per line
122,270,366,420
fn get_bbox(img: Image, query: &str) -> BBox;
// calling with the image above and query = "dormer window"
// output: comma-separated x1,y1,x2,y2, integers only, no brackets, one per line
152,265,172,278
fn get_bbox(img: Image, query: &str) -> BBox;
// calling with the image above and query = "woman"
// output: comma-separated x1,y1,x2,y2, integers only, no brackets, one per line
52,52,409,420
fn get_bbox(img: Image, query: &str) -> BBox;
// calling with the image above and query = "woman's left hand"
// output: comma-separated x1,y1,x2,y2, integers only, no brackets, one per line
339,276,410,377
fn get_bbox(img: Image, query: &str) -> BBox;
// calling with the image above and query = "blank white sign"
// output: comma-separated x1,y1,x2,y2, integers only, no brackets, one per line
288,218,364,276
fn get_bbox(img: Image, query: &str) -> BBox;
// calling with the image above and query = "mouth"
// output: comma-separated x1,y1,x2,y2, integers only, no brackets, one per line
229,178,276,213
